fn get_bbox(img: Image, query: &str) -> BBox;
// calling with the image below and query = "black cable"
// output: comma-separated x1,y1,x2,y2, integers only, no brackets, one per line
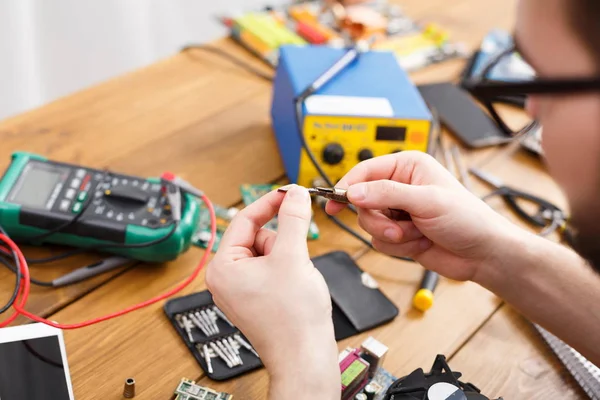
0,256,53,287
320,202,415,263
0,227,22,313
181,44,274,82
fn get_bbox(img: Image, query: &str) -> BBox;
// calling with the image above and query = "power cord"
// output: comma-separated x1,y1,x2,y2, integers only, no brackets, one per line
0,226,21,314
181,43,274,83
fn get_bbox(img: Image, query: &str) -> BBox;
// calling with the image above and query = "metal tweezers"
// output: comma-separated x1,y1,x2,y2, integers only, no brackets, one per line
278,186,412,221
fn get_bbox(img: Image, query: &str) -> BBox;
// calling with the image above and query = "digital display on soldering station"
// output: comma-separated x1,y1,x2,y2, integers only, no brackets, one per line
8,163,66,209
375,126,407,141
0,336,71,400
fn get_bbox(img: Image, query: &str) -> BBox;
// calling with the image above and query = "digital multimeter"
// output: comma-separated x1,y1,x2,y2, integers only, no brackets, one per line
0,152,200,262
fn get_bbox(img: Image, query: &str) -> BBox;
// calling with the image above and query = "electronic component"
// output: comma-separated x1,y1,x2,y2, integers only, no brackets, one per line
340,348,371,400
240,184,319,239
271,46,433,187
173,378,233,400
123,378,135,398
192,203,238,252
0,152,201,262
360,336,389,378
383,355,501,399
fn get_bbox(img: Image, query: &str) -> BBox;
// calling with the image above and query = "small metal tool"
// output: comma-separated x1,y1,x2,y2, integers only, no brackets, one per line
235,334,260,358
181,315,195,343
200,309,218,335
213,306,234,327
278,186,411,221
224,339,243,365
194,311,213,336
210,341,233,368
202,344,214,374
189,313,210,337
217,340,238,367
123,377,136,398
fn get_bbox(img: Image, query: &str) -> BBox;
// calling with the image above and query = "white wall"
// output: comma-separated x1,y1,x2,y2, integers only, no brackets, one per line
0,0,286,120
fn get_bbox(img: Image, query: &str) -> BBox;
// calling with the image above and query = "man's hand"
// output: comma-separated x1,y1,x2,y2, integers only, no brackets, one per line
206,186,340,400
326,151,523,282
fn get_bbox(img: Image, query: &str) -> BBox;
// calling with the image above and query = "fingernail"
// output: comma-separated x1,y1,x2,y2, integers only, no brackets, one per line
347,184,366,201
287,186,310,202
384,228,399,242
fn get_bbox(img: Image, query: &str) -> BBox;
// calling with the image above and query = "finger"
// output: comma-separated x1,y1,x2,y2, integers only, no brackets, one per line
346,180,446,219
272,186,312,257
219,189,284,250
253,228,277,256
372,237,432,259
357,209,423,244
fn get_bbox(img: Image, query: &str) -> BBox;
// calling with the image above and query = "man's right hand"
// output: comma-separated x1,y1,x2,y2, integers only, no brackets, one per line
326,151,524,282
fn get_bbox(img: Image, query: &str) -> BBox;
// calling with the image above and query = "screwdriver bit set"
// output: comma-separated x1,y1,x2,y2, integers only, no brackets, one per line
164,290,263,380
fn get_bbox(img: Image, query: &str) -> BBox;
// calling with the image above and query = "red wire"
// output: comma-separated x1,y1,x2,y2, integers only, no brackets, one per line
0,194,217,329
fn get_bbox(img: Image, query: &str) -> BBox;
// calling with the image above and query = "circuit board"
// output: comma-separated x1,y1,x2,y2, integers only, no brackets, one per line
191,202,239,252
371,367,397,400
240,184,320,240
173,378,233,400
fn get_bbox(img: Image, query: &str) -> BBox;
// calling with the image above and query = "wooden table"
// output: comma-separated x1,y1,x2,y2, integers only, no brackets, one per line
0,0,588,398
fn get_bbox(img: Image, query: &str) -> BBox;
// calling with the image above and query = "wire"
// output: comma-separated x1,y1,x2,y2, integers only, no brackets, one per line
319,202,415,263
181,44,274,82
0,194,217,330
0,256,53,287
0,226,21,314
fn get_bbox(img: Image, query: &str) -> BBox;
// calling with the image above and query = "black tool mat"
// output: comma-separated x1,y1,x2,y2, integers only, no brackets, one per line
313,251,399,340
164,291,262,381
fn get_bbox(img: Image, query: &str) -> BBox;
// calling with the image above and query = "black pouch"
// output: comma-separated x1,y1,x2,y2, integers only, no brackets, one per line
164,251,398,380
163,291,262,381
313,251,399,340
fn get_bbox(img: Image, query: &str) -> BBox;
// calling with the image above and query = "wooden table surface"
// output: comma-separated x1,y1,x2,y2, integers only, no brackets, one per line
0,0,588,399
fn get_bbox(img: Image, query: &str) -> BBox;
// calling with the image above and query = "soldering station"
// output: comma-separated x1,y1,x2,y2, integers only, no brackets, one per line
0,1,584,400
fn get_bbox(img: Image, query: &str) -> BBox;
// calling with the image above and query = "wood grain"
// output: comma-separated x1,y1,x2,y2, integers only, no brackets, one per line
450,305,587,399
0,0,578,399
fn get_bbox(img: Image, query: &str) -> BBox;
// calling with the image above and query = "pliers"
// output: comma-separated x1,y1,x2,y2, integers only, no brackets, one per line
470,168,574,244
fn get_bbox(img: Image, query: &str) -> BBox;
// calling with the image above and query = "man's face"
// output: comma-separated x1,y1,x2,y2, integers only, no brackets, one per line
516,0,600,267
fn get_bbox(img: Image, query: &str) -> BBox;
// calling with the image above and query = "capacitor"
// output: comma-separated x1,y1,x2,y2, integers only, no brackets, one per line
364,382,378,400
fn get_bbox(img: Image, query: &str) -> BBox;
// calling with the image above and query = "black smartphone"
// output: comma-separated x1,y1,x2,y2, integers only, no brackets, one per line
418,82,512,148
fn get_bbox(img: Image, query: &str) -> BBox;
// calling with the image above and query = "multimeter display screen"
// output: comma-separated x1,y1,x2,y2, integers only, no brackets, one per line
9,163,65,209
376,126,407,141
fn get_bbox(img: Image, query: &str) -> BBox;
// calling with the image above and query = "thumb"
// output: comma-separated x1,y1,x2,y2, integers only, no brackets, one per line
272,185,312,257
346,180,445,219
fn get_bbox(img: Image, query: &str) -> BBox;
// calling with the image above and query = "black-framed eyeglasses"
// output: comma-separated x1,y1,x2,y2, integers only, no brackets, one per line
462,46,600,136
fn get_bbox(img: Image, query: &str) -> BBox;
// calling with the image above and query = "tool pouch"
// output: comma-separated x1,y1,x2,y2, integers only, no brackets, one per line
164,291,262,381
313,251,399,340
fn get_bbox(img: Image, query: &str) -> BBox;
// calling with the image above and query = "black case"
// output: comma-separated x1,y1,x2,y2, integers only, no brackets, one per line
164,251,399,379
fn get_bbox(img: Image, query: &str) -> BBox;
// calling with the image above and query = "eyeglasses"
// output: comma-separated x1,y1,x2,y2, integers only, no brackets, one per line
462,46,600,136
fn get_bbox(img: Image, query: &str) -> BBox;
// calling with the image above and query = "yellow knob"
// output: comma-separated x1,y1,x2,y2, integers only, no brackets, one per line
413,289,434,312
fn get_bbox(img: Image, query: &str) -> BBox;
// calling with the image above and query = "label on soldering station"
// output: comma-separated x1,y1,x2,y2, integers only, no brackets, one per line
305,95,394,118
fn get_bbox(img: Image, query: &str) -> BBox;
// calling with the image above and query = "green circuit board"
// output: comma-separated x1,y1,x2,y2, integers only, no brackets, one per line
173,378,233,400
240,184,320,240
191,202,238,252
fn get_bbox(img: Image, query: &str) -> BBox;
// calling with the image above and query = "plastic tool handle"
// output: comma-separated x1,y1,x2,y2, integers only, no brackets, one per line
52,256,132,287
413,270,439,312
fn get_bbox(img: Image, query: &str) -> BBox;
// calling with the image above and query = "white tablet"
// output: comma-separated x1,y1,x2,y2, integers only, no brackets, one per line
0,323,75,400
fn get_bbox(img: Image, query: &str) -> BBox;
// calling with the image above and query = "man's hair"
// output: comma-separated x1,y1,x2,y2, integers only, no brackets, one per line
567,0,600,70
